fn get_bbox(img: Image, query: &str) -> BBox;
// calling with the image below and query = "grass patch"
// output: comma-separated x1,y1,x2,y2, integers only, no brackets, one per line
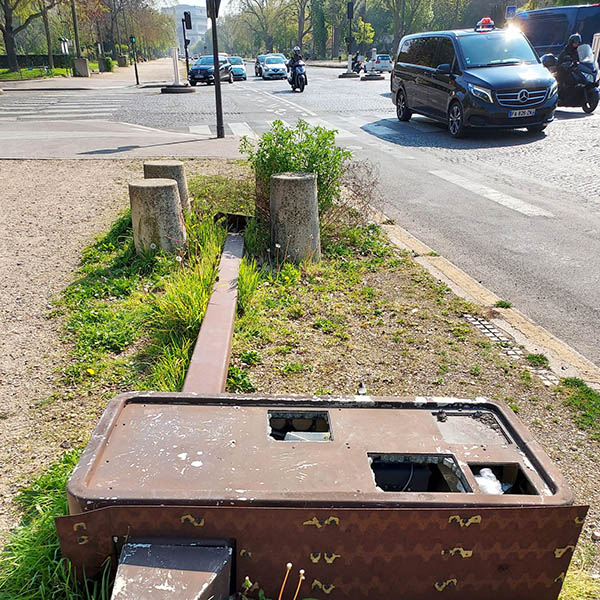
526,353,550,368
559,543,600,600
494,299,512,308
558,378,600,440
0,67,69,80
0,450,113,599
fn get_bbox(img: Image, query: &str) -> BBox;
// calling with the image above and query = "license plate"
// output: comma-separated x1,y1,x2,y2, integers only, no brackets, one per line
509,109,535,118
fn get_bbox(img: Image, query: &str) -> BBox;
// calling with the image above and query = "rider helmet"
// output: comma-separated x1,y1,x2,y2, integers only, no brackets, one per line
293,46,301,54
569,33,582,46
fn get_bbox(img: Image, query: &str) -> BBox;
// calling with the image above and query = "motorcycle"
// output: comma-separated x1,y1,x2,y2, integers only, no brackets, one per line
352,59,365,74
542,44,599,114
288,60,307,92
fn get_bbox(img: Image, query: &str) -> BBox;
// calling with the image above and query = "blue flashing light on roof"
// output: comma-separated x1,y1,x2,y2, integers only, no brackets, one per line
475,17,495,32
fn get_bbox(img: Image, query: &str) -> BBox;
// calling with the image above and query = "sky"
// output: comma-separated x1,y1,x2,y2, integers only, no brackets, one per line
157,0,235,16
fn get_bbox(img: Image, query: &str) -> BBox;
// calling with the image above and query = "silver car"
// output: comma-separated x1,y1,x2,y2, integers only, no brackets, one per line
262,55,287,80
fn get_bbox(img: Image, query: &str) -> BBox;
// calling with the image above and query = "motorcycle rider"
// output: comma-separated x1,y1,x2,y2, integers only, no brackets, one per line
559,33,582,65
288,46,304,85
558,33,583,87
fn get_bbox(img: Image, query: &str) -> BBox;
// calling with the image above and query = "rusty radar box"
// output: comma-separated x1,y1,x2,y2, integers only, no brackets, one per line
56,392,587,600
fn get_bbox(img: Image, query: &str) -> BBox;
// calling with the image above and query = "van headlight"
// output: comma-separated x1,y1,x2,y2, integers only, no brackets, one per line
468,83,493,103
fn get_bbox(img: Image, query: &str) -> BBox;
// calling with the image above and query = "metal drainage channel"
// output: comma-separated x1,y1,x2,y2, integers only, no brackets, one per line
55,221,588,600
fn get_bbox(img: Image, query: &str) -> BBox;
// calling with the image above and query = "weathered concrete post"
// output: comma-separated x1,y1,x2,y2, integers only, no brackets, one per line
270,172,321,263
129,179,186,254
143,160,190,214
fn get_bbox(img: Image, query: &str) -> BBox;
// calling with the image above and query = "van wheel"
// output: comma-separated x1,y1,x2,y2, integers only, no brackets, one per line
396,89,412,122
448,102,466,138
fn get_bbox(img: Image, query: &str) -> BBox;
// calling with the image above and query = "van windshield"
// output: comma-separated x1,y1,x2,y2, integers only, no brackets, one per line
458,32,538,68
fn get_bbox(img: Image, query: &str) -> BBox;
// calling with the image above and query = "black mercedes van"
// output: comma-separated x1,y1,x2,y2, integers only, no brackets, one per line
391,19,558,137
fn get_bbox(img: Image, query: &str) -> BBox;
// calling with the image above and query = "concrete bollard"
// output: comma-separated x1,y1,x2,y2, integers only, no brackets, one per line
143,160,190,214
270,172,321,264
129,178,186,254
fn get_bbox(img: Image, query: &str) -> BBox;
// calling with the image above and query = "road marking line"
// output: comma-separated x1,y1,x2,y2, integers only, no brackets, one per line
304,116,355,138
18,113,114,119
429,170,554,217
189,124,211,136
255,89,317,116
229,122,258,139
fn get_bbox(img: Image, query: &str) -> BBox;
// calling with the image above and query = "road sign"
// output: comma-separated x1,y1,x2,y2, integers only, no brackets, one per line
506,5,517,20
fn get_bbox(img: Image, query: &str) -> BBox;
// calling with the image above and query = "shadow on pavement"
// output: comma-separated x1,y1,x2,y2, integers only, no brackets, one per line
360,117,546,150
78,137,207,155
554,109,594,120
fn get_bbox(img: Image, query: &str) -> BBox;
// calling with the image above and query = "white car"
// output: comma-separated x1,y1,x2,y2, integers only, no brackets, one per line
366,54,393,73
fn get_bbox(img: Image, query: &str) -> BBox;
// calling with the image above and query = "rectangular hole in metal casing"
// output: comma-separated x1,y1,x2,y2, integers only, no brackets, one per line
469,463,538,495
268,410,332,441
368,453,472,493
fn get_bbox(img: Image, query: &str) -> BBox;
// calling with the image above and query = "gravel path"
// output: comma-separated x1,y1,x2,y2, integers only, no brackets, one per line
0,160,139,542
0,158,248,546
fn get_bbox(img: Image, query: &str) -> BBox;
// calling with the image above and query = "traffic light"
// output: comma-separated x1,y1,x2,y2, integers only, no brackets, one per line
183,10,192,29
129,35,136,45
207,0,222,19
347,1,353,20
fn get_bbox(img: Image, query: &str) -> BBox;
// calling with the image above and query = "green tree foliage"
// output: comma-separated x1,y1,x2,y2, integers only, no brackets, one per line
355,16,374,52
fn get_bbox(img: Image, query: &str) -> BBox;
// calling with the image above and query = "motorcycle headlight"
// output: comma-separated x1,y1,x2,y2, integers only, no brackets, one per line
468,83,493,103
549,80,558,97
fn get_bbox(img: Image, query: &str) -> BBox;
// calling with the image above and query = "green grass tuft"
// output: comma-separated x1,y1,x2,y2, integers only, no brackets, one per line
526,353,550,368
559,378,600,439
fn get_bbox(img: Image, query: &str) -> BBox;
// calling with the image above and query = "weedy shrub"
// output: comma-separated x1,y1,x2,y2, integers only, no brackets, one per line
240,119,351,218
237,258,260,315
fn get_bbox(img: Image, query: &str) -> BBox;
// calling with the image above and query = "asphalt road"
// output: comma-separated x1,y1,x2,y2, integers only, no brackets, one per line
1,63,599,366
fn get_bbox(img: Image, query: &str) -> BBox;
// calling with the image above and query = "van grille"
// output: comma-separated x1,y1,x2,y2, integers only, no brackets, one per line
495,87,548,107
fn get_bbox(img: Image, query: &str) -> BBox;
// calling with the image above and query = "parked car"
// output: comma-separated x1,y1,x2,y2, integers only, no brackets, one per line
228,56,247,80
515,4,600,58
262,55,287,79
255,54,266,77
188,55,234,85
391,17,558,137
366,53,393,72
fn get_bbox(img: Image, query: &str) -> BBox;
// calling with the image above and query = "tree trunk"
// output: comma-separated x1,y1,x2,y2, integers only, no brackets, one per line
297,4,305,48
392,11,401,55
2,6,19,72
332,24,341,59
41,5,54,70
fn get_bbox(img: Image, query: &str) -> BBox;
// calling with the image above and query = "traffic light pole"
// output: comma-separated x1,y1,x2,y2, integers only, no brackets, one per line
209,0,225,138
181,18,190,75
130,36,139,85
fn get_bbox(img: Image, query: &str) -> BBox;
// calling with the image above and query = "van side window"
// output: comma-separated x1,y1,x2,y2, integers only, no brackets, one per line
408,37,438,68
437,38,456,70
397,39,413,63
578,10,600,44
521,15,569,47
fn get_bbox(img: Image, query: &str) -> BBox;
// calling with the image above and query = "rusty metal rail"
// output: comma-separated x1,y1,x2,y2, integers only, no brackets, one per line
182,232,244,394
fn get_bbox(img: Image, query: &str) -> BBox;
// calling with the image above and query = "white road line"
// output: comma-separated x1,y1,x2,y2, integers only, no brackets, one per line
17,113,114,120
229,122,258,139
0,107,120,113
304,117,355,138
429,170,555,217
189,124,211,136
255,89,317,116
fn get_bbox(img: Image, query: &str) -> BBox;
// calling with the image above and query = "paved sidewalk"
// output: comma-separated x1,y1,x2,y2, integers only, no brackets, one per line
0,120,241,159
0,58,181,91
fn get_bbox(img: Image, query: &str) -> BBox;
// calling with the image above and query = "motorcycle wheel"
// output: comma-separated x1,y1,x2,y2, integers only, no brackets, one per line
297,76,305,93
582,88,599,113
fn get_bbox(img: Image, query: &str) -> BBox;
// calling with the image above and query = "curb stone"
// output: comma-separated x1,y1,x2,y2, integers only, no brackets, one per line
377,219,600,387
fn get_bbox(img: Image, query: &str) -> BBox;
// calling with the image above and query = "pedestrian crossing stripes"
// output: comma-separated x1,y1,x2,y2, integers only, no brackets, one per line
0,93,132,120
